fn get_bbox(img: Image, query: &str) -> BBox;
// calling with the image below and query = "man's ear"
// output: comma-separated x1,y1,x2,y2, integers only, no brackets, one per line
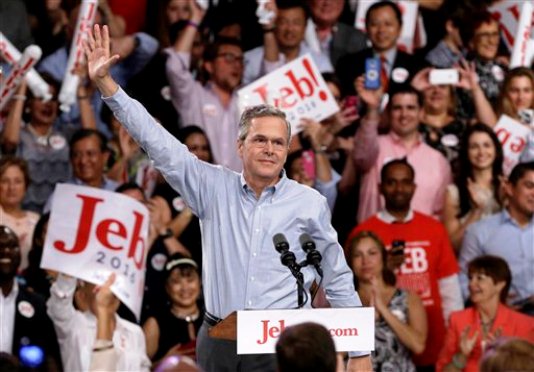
237,139,244,158
205,61,214,75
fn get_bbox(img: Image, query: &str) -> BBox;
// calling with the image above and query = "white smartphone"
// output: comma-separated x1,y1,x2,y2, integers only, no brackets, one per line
429,69,459,85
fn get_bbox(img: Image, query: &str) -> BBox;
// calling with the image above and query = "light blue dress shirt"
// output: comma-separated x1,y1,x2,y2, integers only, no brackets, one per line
460,210,534,302
103,88,365,334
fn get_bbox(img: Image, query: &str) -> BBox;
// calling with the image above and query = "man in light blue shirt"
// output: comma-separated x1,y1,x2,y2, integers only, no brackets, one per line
85,24,371,372
460,162,534,312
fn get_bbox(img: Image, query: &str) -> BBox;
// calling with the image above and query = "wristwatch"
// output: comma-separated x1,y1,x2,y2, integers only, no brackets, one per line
159,228,173,240
452,352,467,369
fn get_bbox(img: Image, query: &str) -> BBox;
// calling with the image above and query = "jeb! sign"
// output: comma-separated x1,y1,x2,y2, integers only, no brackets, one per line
237,308,374,354
494,115,531,176
41,184,150,320
237,54,339,135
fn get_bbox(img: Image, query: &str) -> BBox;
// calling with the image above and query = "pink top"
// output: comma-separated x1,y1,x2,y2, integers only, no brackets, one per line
353,117,452,223
0,206,40,271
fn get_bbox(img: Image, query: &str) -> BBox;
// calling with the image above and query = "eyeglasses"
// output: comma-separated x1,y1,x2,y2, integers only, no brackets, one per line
474,32,500,41
216,53,244,64
249,136,287,151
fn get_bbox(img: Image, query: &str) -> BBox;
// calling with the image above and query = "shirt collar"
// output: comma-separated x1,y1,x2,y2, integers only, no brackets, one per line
388,131,423,146
1,280,18,299
501,209,534,227
374,47,397,67
240,170,287,201
377,209,414,223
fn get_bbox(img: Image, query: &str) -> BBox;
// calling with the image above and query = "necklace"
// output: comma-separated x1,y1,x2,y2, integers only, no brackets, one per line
172,308,200,323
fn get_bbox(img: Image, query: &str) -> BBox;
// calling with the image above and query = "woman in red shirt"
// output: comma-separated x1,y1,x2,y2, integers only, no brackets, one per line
437,255,534,371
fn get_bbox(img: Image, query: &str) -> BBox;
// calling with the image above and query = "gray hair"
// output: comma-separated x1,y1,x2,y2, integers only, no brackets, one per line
238,104,292,143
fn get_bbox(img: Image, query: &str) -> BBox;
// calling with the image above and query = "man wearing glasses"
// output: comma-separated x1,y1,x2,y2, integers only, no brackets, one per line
166,1,244,172
85,20,372,372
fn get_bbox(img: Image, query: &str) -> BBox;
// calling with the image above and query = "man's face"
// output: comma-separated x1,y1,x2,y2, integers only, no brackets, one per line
470,21,499,61
207,44,243,92
0,233,20,282
366,5,402,52
380,163,416,212
309,0,344,27
390,93,421,137
507,170,534,217
275,7,307,50
71,135,109,187
238,116,289,187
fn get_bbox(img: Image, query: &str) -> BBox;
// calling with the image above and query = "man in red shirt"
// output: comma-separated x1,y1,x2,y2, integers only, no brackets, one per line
348,158,463,369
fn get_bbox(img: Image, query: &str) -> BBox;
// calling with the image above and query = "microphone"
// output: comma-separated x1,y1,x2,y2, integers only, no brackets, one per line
273,233,300,277
299,233,323,277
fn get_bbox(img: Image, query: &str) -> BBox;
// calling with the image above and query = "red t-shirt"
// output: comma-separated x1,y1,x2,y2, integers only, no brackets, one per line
347,212,459,366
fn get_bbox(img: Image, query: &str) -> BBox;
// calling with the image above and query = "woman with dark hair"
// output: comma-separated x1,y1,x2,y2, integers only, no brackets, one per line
1,73,95,212
143,253,204,364
436,256,534,372
461,67,534,168
443,124,503,251
348,231,427,372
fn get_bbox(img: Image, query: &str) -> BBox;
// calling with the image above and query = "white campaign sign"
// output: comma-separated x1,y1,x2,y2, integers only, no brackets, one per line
41,184,150,320
509,2,534,68
494,115,531,176
237,308,375,354
237,54,339,135
490,1,534,53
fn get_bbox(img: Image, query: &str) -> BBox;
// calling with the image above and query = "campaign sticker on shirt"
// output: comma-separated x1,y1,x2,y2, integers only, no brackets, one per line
151,253,167,271
18,301,35,318
172,196,186,212
160,86,171,101
491,65,504,82
391,308,406,323
391,67,409,83
202,104,218,117
48,134,66,150
441,134,459,147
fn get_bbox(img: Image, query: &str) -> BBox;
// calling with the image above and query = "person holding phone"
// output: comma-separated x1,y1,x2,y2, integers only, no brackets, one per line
336,1,423,97
347,159,463,369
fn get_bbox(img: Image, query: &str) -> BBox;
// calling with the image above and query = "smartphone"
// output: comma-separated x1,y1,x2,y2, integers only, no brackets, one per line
343,95,359,110
301,150,316,180
364,58,381,90
391,240,405,256
429,69,459,85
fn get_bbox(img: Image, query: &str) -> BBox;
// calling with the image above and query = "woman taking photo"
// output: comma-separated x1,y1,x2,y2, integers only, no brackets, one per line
437,256,534,372
348,231,427,371
443,124,503,251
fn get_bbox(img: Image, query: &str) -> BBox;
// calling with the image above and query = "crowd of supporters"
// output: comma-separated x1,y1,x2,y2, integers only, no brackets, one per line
1,0,533,371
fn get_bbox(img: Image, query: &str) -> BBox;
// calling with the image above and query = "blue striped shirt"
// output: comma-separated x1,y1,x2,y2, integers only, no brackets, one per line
103,88,363,320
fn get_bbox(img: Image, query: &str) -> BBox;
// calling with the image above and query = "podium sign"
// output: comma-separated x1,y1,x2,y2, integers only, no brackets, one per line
237,308,375,354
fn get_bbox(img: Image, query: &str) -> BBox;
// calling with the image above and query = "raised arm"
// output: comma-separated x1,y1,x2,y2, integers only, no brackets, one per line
1,82,26,154
85,24,120,97
457,60,497,126
171,0,204,53
352,76,382,172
